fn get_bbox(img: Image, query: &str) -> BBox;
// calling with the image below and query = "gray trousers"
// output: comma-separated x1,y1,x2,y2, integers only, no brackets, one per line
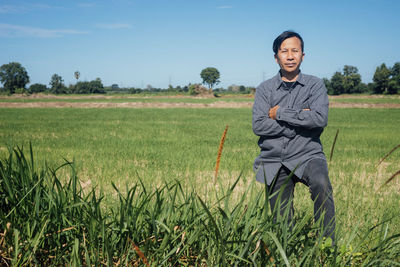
268,159,335,241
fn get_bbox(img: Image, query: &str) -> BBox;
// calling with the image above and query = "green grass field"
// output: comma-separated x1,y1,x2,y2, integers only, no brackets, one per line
1,107,399,214
1,104,400,265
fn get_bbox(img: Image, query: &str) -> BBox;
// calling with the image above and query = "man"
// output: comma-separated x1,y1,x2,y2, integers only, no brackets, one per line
252,30,335,240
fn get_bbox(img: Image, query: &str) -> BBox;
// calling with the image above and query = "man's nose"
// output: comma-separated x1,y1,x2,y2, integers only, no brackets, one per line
287,51,294,60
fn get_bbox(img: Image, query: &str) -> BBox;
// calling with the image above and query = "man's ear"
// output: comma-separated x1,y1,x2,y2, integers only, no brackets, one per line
274,54,278,63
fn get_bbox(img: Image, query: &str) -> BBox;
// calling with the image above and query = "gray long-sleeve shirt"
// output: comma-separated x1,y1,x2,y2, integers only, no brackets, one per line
252,71,329,185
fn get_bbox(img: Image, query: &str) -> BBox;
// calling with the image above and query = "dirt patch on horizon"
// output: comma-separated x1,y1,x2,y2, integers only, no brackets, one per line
0,93,241,100
329,102,400,108
1,101,400,109
330,94,400,99
0,101,252,108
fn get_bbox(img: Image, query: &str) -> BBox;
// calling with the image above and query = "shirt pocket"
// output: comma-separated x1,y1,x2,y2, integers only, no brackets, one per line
293,87,312,110
293,90,311,109
293,98,310,110
301,99,310,110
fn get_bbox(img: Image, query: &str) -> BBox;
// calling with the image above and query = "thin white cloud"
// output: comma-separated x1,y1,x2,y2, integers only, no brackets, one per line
32,4,53,9
0,4,27,13
0,23,89,38
77,2,96,8
0,3,61,14
95,23,132,29
217,5,233,9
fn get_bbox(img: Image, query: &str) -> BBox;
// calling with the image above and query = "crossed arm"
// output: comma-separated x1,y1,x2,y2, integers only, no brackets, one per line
252,80,329,138
272,81,329,129
252,87,296,138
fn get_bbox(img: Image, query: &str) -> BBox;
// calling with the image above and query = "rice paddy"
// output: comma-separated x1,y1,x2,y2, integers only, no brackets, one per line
0,95,399,265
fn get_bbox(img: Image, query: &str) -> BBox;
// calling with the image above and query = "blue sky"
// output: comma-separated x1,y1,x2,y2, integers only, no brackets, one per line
1,0,399,89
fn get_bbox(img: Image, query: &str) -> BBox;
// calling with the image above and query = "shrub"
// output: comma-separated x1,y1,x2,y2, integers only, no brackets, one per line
29,83,47,93
188,83,208,96
73,78,105,94
14,87,28,94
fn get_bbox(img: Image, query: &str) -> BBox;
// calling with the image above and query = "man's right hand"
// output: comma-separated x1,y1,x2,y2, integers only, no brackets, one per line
269,105,279,120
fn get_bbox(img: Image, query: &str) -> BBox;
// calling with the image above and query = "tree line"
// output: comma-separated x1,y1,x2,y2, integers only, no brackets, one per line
1,62,399,95
0,63,105,95
324,63,400,95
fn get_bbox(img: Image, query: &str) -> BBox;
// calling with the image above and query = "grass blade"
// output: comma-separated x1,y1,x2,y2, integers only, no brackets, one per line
267,231,290,267
196,194,222,241
5,176,44,218
329,129,339,162
378,169,400,191
377,144,400,166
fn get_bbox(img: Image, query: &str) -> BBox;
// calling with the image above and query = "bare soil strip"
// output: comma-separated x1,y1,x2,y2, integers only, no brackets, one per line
0,101,250,108
1,101,400,108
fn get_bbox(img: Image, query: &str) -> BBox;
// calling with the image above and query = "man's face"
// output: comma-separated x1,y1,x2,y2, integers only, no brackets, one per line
274,37,304,76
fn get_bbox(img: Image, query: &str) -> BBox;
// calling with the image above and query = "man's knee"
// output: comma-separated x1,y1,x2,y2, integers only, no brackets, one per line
303,159,332,196
309,174,332,193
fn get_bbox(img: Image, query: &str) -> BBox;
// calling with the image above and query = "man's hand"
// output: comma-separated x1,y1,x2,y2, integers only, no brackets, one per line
269,105,279,120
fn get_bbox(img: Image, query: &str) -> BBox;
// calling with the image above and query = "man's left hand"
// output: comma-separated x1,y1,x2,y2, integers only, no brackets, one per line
269,105,279,120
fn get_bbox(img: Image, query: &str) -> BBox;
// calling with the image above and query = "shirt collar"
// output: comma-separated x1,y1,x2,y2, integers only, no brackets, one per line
273,70,305,90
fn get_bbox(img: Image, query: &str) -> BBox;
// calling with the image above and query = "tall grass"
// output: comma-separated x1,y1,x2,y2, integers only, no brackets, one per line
1,146,400,265
214,125,228,184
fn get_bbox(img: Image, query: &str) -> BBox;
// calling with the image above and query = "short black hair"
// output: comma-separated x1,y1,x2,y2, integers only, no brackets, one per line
273,31,304,55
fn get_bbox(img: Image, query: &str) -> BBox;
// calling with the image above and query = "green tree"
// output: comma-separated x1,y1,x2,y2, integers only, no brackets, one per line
387,79,400,94
200,67,220,93
0,62,30,94
373,63,391,94
323,78,332,95
391,62,400,77
388,62,400,94
50,74,67,94
74,78,105,94
74,81,89,94
330,71,344,95
342,65,361,94
343,65,358,76
89,78,105,93
356,82,370,94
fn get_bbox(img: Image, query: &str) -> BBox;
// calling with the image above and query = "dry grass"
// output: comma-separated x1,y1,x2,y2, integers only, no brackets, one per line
214,125,229,184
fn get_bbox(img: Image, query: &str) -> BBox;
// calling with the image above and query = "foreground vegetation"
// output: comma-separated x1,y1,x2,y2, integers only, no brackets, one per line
1,146,399,265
